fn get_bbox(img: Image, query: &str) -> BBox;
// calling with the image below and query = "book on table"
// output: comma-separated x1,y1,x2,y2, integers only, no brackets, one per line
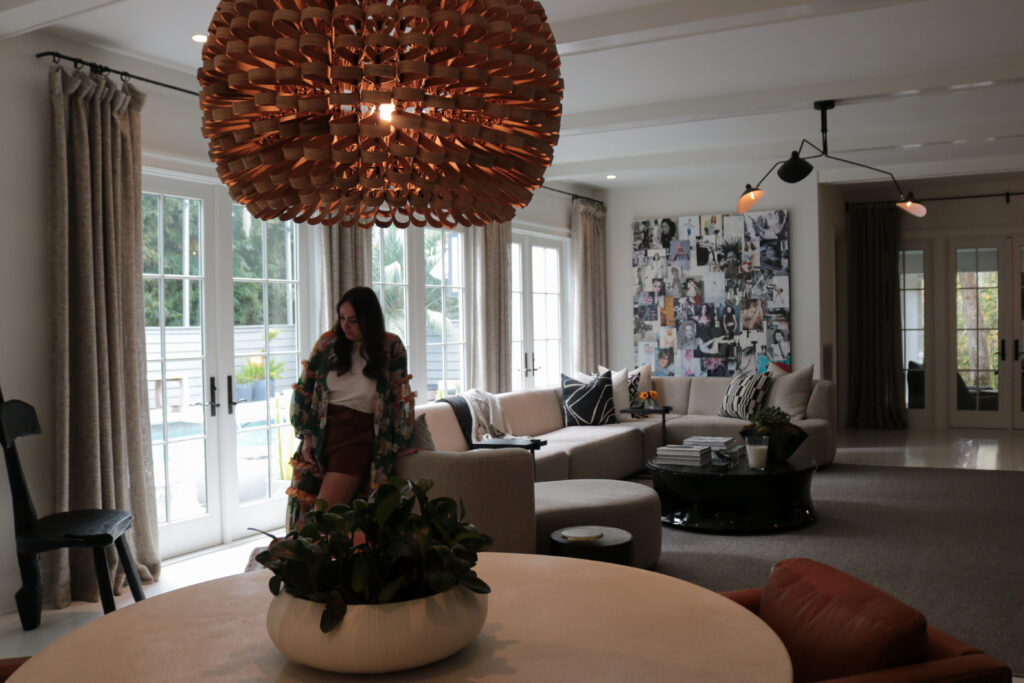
683,436,737,449
654,445,711,466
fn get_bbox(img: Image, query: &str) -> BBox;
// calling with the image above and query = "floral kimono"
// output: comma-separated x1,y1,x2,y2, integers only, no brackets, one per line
286,330,415,531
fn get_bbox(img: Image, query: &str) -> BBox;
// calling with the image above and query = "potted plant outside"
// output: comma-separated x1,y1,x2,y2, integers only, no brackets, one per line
740,405,808,463
255,477,492,673
236,355,285,401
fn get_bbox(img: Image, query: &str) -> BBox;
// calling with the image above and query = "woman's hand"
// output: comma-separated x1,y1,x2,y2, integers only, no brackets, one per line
300,435,315,465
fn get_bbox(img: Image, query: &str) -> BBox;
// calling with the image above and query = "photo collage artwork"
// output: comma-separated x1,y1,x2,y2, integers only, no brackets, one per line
632,210,792,377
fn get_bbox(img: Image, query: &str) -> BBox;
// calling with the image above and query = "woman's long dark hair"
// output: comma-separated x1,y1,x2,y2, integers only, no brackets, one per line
332,286,387,381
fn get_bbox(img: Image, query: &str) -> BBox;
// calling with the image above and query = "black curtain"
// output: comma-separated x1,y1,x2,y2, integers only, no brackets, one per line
846,204,908,429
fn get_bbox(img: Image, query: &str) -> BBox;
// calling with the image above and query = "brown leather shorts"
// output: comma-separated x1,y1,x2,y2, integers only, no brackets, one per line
322,404,374,478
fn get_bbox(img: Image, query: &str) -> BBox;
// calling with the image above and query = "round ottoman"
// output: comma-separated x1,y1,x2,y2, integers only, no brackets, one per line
534,479,662,568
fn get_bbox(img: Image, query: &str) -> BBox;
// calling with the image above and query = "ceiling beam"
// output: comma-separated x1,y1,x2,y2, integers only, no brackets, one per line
0,0,121,39
560,55,1024,137
552,0,923,56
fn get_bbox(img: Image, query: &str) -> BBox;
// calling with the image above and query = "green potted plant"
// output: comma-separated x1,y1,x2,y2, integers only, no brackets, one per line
235,355,285,401
740,405,808,463
255,477,493,674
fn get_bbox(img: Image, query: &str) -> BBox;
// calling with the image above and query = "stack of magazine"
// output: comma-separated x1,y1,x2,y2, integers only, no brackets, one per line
654,443,711,467
682,436,737,451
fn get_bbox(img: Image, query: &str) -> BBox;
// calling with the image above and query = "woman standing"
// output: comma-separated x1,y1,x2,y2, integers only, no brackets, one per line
287,286,416,531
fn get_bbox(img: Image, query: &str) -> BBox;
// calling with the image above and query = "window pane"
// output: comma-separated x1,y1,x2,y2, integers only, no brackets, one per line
381,229,406,284
143,193,159,274
234,282,263,326
144,278,160,327
167,439,207,520
511,242,521,291
163,196,185,276
426,287,443,338
445,288,463,342
265,219,295,280
236,428,269,504
425,229,442,286
511,292,522,342
446,233,464,288
380,284,407,339
232,206,263,278
164,279,184,327
187,198,201,276
267,282,294,326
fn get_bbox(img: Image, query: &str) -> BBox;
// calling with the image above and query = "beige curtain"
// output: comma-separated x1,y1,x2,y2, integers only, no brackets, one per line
48,67,160,607
318,225,372,331
846,203,908,429
469,222,512,393
571,198,609,373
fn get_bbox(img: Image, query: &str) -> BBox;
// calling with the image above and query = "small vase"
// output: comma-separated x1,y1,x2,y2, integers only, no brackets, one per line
643,399,657,410
266,586,488,673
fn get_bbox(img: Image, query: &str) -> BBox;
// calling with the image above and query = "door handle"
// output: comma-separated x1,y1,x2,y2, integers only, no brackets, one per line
190,376,220,417
226,375,248,415
1016,339,1020,361
524,352,532,377
1000,339,1006,361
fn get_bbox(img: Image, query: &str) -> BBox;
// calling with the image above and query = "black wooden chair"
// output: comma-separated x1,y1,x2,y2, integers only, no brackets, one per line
0,388,145,630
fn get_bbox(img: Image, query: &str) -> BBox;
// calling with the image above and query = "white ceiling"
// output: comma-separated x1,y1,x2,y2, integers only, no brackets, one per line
7,0,1024,193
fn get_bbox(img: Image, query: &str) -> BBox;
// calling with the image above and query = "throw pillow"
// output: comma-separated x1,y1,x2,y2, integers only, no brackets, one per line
628,364,653,408
598,365,630,417
720,372,772,419
411,414,435,450
561,371,616,426
766,364,814,420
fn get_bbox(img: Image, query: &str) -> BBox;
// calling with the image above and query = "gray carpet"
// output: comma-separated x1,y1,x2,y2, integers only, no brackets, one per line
648,464,1023,675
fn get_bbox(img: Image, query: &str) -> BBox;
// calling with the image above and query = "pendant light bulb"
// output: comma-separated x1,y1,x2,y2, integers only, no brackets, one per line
737,184,765,214
896,192,927,218
378,102,395,123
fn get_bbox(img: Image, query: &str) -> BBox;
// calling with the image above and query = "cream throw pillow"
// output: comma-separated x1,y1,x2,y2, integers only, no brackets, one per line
598,365,630,417
766,364,814,420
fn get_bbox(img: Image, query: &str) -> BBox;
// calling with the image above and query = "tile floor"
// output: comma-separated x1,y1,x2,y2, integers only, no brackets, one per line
2,427,1021,679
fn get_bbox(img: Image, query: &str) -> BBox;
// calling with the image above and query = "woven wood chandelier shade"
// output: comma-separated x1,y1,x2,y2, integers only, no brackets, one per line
198,0,563,229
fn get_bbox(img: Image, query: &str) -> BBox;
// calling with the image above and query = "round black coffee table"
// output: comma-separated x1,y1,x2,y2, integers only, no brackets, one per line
648,454,817,534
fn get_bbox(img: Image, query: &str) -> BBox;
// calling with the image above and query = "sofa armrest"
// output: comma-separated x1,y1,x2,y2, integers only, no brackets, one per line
721,587,763,614
821,653,1011,683
806,379,836,423
394,447,536,554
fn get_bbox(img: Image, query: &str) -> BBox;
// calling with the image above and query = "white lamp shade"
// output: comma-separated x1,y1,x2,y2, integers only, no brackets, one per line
896,196,927,218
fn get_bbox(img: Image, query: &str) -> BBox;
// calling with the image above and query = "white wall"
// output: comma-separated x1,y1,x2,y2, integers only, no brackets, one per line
604,176,823,375
0,30,211,614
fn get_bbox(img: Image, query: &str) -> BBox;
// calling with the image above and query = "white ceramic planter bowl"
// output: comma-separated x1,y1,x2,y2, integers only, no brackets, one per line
266,585,488,673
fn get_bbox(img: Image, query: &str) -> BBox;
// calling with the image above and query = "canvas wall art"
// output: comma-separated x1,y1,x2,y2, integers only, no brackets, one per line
632,210,791,377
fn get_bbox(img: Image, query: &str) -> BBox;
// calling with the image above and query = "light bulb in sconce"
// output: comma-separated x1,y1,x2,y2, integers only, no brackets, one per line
378,103,395,123
736,184,765,214
896,192,927,218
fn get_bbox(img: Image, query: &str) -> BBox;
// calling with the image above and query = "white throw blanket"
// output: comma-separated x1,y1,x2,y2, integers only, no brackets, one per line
463,388,514,442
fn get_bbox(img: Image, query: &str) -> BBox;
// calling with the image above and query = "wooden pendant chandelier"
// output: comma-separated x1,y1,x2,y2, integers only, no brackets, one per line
198,0,563,229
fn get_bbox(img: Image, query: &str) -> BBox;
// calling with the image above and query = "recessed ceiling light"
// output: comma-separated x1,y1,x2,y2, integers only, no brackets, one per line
606,174,617,180
191,34,207,44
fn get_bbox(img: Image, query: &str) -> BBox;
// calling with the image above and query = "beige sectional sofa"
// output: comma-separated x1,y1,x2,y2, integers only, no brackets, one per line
412,375,836,482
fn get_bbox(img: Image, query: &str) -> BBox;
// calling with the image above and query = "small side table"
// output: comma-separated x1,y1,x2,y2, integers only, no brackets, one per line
472,437,547,479
549,525,634,566
620,406,673,445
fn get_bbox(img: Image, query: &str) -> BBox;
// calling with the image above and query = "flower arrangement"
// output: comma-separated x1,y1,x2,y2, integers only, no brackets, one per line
639,390,658,409
740,405,807,462
255,477,492,633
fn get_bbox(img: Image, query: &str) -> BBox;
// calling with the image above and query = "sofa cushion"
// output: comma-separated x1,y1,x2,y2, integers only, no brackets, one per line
719,372,772,419
758,558,928,683
629,364,652,406
561,372,616,426
498,387,564,436
411,413,435,450
416,401,470,452
542,425,642,479
652,376,689,414
686,377,732,415
598,365,631,417
766,364,814,420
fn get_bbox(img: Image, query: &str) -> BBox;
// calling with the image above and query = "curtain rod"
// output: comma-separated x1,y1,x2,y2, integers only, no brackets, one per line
541,184,605,205
36,50,200,97
846,191,1024,212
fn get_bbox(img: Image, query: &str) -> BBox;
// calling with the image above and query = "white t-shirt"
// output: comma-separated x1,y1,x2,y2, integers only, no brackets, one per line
326,343,377,413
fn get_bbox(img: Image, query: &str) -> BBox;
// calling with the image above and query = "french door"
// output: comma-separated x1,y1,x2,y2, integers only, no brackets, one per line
143,174,309,558
949,238,1024,429
511,233,569,389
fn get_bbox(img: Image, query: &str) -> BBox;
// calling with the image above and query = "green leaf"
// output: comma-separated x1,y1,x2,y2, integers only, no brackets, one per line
321,591,347,633
457,571,491,594
374,489,403,529
377,576,406,604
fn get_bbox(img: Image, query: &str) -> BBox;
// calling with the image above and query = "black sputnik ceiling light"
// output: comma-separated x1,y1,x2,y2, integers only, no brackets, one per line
737,100,927,218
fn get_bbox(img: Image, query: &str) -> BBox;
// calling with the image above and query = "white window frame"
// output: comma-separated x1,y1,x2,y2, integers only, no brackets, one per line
511,221,571,389
371,227,468,402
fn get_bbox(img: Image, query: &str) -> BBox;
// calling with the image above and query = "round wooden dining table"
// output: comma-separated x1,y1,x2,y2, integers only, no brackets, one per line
11,552,791,682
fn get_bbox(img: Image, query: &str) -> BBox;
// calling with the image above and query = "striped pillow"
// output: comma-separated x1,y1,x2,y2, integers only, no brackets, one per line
720,372,772,419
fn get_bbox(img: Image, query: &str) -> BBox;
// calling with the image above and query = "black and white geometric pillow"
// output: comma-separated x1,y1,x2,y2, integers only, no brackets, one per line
719,372,772,419
627,371,642,409
562,371,616,426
